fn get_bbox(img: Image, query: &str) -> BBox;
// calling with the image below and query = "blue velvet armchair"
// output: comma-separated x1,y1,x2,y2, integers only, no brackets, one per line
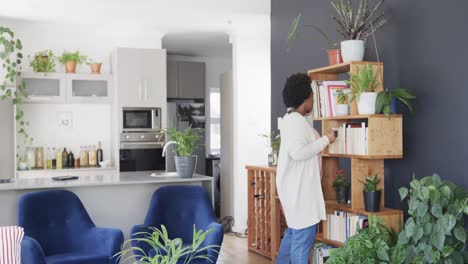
131,185,223,263
18,190,124,264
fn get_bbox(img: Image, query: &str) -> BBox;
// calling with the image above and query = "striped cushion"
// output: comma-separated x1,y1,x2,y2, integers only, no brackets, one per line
0,226,24,264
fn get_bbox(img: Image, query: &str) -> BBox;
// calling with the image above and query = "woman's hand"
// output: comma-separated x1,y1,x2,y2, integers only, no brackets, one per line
326,128,336,143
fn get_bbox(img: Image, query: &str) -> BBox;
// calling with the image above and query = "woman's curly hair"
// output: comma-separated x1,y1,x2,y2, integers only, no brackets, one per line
282,73,312,109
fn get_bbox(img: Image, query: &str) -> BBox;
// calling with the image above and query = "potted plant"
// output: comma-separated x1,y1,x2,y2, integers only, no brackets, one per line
162,126,203,178
335,90,349,116
260,131,281,166
331,0,387,62
376,88,416,118
29,50,56,73
58,51,87,73
115,225,219,263
288,14,343,65
332,168,349,204
87,60,102,74
345,64,380,114
360,173,382,212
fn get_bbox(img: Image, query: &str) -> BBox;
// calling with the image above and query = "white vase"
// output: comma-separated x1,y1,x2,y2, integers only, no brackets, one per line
341,40,365,62
357,92,377,114
335,104,349,116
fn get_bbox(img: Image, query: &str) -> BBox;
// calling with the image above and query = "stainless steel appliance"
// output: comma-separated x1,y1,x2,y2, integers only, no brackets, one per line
166,102,206,174
122,107,161,132
119,131,166,172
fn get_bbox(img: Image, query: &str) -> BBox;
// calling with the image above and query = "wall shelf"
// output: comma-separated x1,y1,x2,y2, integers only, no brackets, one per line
313,114,401,121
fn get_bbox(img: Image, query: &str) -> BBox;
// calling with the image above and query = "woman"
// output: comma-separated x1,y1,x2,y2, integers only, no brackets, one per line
276,73,335,263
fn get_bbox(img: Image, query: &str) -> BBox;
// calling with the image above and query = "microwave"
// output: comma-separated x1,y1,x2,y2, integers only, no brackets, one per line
122,107,161,132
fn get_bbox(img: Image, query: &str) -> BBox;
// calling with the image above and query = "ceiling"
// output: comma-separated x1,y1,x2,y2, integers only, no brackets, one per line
163,32,231,58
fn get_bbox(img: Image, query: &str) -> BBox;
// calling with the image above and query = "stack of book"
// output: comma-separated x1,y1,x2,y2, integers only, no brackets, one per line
326,210,369,243
311,80,350,118
328,122,368,155
313,242,335,264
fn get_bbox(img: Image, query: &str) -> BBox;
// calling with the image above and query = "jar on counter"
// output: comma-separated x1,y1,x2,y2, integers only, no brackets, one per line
89,145,97,167
25,147,35,170
80,146,89,167
35,147,44,169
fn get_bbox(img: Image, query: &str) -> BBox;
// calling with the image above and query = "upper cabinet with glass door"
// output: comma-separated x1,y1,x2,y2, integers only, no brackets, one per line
19,72,66,103
18,72,113,104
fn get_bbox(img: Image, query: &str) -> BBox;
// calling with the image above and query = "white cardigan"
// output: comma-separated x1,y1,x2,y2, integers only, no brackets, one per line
276,112,329,229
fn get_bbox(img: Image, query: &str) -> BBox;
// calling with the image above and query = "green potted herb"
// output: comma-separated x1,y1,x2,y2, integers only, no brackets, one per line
332,168,349,204
58,51,87,73
360,173,382,212
376,88,416,118
115,225,219,263
29,50,56,73
335,90,349,116
260,131,281,166
331,0,387,62
87,60,102,74
288,14,342,65
345,64,380,115
162,126,204,178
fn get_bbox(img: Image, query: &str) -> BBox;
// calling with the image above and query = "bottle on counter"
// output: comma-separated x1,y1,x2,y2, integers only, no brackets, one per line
97,141,103,166
46,147,52,169
35,147,44,169
62,148,68,168
89,145,97,167
51,147,57,169
68,151,75,168
80,146,89,167
26,147,35,170
56,148,63,169
75,157,80,168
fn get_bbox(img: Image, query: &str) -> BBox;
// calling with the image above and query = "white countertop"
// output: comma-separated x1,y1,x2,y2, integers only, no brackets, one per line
0,171,213,191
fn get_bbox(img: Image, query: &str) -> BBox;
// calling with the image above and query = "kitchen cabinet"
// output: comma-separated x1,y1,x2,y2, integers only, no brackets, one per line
115,48,167,107
166,61,205,99
19,72,113,104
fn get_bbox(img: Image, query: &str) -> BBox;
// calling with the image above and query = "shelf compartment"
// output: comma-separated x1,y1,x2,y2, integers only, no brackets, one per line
324,200,402,216
315,233,344,248
314,114,401,121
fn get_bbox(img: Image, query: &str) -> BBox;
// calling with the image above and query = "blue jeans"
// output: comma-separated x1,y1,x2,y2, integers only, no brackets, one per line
276,224,317,264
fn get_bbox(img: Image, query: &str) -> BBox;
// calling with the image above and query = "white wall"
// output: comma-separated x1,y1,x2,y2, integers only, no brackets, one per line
0,100,14,179
167,55,232,154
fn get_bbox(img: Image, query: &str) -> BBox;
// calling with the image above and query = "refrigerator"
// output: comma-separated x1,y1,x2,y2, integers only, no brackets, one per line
166,101,206,174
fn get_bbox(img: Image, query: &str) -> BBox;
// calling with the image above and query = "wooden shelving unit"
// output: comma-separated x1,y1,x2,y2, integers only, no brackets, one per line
246,61,403,263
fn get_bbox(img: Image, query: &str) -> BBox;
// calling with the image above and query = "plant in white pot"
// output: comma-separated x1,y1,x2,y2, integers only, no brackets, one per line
162,126,203,178
345,64,380,114
331,0,387,62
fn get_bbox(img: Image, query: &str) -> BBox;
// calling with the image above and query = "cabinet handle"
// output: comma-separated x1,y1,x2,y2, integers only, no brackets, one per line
144,80,148,101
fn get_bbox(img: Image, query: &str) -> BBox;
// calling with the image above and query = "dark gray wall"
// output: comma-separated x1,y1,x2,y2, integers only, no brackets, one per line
271,0,468,210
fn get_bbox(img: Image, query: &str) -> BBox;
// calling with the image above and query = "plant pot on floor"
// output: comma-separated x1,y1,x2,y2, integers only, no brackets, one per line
357,92,377,114
335,104,349,116
327,49,343,65
90,63,102,74
363,190,381,212
335,187,348,204
174,155,198,178
64,61,77,73
341,40,365,62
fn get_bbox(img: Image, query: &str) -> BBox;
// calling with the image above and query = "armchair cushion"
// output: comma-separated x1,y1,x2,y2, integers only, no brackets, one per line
45,253,109,264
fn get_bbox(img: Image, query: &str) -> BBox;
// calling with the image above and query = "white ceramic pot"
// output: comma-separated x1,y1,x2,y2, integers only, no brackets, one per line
341,40,365,62
357,92,377,114
335,104,349,116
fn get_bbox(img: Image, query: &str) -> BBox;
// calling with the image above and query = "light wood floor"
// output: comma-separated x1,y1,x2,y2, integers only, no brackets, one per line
217,233,271,264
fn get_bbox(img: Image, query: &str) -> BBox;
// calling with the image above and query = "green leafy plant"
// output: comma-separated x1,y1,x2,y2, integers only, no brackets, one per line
345,64,380,102
360,174,382,192
29,50,56,72
326,215,404,264
0,26,32,146
260,131,281,153
288,13,337,49
115,225,219,264
331,0,387,40
332,168,349,189
337,90,348,104
376,88,416,118
164,126,204,157
397,174,468,264
58,50,87,64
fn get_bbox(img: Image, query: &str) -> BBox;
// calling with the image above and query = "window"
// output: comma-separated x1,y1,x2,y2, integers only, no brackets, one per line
209,88,221,154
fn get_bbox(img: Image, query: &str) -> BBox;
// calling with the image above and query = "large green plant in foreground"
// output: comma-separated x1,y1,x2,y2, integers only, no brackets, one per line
115,225,219,264
398,174,467,264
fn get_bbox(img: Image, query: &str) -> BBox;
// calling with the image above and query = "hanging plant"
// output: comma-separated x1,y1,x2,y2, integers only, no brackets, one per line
0,26,32,147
